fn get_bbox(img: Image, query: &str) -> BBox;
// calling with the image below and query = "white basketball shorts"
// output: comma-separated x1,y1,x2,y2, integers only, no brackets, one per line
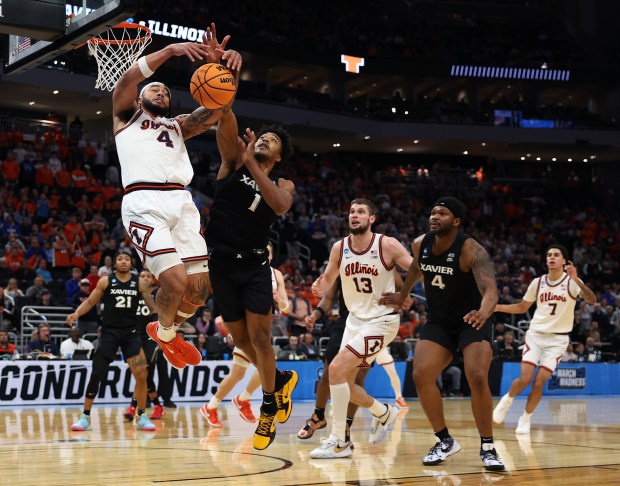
122,188,208,278
341,313,399,367
522,329,569,373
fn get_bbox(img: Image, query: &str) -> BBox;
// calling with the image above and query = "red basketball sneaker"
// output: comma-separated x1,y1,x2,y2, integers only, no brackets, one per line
146,321,201,368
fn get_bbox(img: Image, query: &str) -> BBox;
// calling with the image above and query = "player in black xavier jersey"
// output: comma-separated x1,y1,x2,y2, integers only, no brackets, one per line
67,250,156,432
380,197,504,471
207,107,297,450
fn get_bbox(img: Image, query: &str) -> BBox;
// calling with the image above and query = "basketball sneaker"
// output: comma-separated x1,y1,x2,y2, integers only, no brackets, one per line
368,404,399,444
423,437,461,465
253,409,277,450
232,395,256,423
480,443,505,471
515,414,531,434
146,321,200,368
309,436,353,459
274,369,298,423
492,394,514,424
134,412,157,431
71,414,92,431
124,405,136,422
150,404,164,420
395,397,409,410
199,405,223,428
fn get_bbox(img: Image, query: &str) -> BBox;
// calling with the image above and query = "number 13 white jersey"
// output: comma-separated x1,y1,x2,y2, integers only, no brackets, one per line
338,233,395,320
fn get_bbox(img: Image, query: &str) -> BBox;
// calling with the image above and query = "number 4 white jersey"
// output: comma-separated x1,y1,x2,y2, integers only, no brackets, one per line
523,273,581,333
338,233,395,320
115,109,193,188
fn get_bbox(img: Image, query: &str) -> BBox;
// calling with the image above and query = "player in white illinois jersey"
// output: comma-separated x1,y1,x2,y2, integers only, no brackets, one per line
112,23,242,369
309,198,412,459
493,244,596,434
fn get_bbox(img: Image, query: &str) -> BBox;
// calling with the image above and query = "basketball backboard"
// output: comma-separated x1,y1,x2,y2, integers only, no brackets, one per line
3,0,138,74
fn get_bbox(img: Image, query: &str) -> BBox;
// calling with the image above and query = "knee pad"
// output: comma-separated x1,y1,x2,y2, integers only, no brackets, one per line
86,355,111,399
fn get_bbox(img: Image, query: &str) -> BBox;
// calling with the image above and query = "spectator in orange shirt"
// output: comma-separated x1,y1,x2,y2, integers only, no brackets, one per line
64,215,86,243
76,194,93,214
1,151,19,183
35,161,54,187
71,162,88,191
54,162,72,194
5,246,24,272
84,264,101,293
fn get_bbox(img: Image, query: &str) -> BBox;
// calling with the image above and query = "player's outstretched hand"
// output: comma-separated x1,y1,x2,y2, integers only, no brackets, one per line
311,275,325,297
66,312,78,326
240,128,257,165
168,42,210,63
463,309,487,330
379,292,404,310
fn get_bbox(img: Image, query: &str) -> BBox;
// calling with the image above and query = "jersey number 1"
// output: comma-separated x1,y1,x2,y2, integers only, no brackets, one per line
248,194,262,212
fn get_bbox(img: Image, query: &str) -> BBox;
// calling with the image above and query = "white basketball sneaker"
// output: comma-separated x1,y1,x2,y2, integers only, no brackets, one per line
515,414,531,434
309,436,353,459
492,394,514,424
368,404,399,444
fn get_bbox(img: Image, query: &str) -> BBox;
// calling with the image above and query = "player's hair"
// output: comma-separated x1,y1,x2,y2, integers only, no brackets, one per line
351,198,378,216
256,125,294,161
545,244,569,261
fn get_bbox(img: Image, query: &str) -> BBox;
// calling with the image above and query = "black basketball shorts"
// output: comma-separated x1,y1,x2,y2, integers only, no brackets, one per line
94,327,142,362
324,317,347,364
209,252,273,322
420,319,493,355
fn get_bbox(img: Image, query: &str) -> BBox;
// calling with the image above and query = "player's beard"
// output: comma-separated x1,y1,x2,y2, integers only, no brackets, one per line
350,221,370,235
141,98,168,117
430,223,451,236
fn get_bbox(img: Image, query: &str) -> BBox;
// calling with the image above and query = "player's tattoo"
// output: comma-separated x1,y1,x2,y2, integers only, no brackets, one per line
179,107,216,138
576,281,596,303
128,355,146,367
470,242,497,302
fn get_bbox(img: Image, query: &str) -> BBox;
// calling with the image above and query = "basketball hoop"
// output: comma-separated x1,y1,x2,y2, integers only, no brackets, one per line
85,22,152,92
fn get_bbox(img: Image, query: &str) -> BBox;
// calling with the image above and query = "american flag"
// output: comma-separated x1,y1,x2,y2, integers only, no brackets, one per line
17,36,31,52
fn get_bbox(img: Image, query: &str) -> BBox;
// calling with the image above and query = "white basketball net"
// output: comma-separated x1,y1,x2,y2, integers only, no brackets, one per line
87,23,152,92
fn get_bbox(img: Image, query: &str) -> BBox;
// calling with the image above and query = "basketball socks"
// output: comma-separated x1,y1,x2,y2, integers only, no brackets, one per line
369,399,388,418
346,417,354,428
138,409,145,417
329,382,350,440
239,390,252,401
315,407,326,421
83,409,91,416
436,427,451,441
481,436,494,448
157,322,177,342
130,398,138,408
262,391,277,415
208,397,221,409
151,396,160,406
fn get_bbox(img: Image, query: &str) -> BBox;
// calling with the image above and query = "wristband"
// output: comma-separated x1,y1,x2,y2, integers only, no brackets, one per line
280,301,290,312
315,307,326,319
138,56,154,78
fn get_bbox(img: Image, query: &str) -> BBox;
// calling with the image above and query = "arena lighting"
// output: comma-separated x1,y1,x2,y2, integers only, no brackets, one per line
28,101,35,105
451,64,570,81
96,111,102,115
52,90,59,94
552,157,557,161
520,156,526,160
341,54,365,73
364,135,371,140
397,148,403,152
413,139,420,144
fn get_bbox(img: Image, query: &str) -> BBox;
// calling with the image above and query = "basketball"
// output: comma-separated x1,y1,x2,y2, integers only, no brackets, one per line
190,63,237,109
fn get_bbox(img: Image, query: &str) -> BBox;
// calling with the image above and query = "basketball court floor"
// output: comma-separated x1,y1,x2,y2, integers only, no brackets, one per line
1,396,618,485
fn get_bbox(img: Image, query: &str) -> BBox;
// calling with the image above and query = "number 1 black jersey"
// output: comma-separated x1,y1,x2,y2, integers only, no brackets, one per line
419,231,482,328
206,165,277,252
100,273,141,330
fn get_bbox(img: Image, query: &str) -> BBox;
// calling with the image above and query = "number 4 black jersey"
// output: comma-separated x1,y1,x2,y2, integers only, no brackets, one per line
419,231,482,328
100,272,141,330
206,165,277,252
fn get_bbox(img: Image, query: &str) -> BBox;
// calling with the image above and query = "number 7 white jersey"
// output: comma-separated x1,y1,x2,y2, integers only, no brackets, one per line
338,233,395,320
523,273,581,333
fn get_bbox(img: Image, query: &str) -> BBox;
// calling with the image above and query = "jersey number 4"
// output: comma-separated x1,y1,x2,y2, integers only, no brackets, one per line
431,274,446,289
157,131,174,148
